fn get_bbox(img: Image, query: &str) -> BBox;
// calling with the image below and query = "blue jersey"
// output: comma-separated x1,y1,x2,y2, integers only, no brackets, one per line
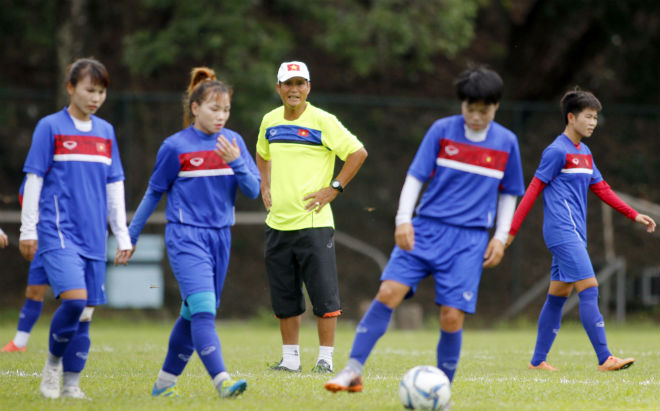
23,108,125,260
535,134,603,247
148,126,260,228
408,115,525,228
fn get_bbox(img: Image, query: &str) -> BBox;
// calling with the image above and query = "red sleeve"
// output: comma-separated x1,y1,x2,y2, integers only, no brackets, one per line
509,176,546,236
590,180,638,221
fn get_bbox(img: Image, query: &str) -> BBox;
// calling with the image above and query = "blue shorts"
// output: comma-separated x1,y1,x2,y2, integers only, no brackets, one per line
549,241,595,283
39,248,106,305
27,254,49,286
381,217,489,314
165,223,231,306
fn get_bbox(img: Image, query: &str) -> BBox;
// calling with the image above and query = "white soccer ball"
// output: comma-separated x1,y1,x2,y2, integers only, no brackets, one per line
398,365,451,410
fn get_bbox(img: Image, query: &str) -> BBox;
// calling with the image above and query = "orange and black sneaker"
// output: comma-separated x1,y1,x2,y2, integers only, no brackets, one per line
528,361,558,371
1,341,26,353
325,368,363,393
597,356,634,371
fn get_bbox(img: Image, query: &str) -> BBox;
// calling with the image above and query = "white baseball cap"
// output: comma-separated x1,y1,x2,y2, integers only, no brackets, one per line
277,61,310,82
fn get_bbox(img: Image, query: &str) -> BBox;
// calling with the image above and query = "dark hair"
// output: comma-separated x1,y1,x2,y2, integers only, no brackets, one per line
66,58,109,88
455,66,503,104
560,89,602,124
183,67,233,127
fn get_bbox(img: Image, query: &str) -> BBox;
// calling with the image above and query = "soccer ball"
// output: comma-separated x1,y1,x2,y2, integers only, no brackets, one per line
398,365,451,410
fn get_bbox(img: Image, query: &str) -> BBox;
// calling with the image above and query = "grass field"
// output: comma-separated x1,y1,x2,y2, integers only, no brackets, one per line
0,315,658,411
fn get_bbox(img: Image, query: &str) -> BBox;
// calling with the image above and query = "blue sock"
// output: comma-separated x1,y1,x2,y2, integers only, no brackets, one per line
162,316,194,376
579,287,611,364
17,298,43,333
190,312,225,377
63,321,90,373
49,299,86,357
437,329,462,382
349,300,393,365
531,294,567,366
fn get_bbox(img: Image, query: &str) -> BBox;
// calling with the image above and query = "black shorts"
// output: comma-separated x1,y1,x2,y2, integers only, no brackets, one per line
265,226,341,318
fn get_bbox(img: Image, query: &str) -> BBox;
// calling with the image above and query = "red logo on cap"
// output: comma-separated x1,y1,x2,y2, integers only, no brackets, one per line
297,128,309,137
287,63,300,71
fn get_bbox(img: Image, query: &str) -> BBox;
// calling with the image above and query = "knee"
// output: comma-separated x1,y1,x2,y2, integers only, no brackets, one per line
375,283,404,308
440,307,464,331
25,285,46,300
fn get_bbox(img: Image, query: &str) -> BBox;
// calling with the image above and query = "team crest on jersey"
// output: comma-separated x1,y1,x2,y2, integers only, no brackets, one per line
297,128,309,137
190,157,204,167
572,158,579,165
445,145,459,156
63,141,78,150
287,63,300,71
96,142,106,153
270,129,278,136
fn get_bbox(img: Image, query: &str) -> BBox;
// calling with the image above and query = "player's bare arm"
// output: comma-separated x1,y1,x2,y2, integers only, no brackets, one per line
0,230,8,248
303,147,367,213
256,154,272,210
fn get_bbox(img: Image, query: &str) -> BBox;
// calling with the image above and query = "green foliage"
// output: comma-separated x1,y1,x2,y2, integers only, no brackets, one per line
276,0,481,77
0,319,657,410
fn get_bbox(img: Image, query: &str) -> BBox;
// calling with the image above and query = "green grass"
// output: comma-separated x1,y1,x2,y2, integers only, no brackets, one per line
0,316,658,410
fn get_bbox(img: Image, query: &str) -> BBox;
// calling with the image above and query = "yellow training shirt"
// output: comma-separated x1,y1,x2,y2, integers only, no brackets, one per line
256,102,364,230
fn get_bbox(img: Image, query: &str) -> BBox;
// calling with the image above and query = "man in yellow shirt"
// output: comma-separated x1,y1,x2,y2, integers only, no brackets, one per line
256,61,368,373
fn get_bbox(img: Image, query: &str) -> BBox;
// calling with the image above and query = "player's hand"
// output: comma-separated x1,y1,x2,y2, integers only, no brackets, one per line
505,234,515,249
215,135,241,163
0,232,8,248
19,239,38,261
303,187,338,214
483,238,505,268
635,214,656,233
114,247,132,266
261,184,272,211
394,222,415,251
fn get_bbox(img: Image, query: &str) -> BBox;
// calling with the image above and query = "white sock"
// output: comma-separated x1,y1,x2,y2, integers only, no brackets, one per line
346,358,364,376
13,331,30,348
317,345,334,367
63,371,81,388
155,370,178,390
213,371,230,391
281,344,300,369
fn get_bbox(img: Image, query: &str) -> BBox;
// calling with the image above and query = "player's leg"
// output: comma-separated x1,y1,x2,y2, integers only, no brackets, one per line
325,279,408,392
152,312,193,397
39,248,88,399
61,257,110,399
61,306,93,398
265,227,305,372
437,306,464,382
166,225,246,397
300,227,341,373
529,272,572,371
3,256,49,352
432,223,489,383
574,279,634,371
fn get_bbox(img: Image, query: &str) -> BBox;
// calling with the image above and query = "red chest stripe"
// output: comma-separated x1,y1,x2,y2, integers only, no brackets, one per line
179,150,230,171
437,139,508,171
563,153,593,170
54,135,112,158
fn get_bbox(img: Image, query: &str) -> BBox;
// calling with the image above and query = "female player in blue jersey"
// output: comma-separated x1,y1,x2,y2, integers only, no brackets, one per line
508,89,656,371
326,66,525,392
19,58,133,399
128,67,260,399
